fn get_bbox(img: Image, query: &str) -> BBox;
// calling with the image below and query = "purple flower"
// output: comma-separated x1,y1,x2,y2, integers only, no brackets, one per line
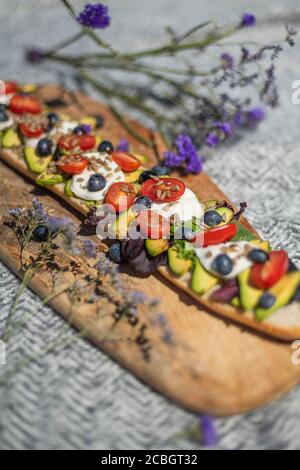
116,139,129,152
96,253,118,277
214,120,232,136
25,48,45,64
241,13,256,27
234,111,244,126
47,216,77,246
163,134,203,175
220,52,234,69
163,150,185,168
32,198,49,222
247,106,266,123
77,3,110,29
200,415,218,447
83,239,97,258
81,124,92,134
206,133,220,147
9,207,23,217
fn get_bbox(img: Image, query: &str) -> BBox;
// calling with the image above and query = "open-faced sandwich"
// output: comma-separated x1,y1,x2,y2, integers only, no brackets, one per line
1,81,300,341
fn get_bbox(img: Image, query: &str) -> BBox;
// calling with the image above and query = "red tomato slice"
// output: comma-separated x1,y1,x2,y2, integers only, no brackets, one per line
105,182,137,213
136,210,170,239
19,122,44,138
9,94,42,115
250,250,288,289
58,134,96,152
111,151,141,172
3,81,18,95
194,223,237,247
56,155,89,175
141,177,185,203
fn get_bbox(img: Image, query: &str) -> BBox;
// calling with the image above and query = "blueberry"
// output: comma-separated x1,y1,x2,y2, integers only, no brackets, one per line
258,293,276,309
109,242,122,263
36,138,53,157
98,140,114,153
204,210,223,227
47,112,59,128
95,115,104,129
289,259,298,272
174,226,196,241
138,170,157,184
73,125,88,135
293,285,300,302
33,225,49,242
134,196,152,209
248,248,269,263
0,110,9,122
152,165,171,176
88,173,107,192
212,254,233,275
0,103,7,111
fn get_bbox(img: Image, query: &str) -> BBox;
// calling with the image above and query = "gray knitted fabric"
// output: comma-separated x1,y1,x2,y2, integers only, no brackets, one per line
0,0,300,450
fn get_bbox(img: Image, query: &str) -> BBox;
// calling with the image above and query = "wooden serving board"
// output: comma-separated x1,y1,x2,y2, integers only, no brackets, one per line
0,85,300,416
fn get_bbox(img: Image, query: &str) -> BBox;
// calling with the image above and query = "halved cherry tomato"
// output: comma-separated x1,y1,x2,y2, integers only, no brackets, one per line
9,94,42,115
141,177,185,203
250,250,288,289
105,182,137,213
111,151,141,172
197,223,237,247
19,122,44,138
56,155,89,175
136,210,170,239
3,81,18,95
58,134,96,152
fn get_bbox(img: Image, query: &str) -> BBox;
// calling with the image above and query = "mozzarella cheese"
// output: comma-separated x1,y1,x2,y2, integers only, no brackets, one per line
0,93,13,106
195,241,257,279
151,188,203,223
49,120,78,136
71,152,125,201
25,134,46,148
0,116,14,131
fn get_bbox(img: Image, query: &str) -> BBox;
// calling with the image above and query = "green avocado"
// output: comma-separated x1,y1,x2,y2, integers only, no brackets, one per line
2,128,21,148
168,246,192,277
36,171,65,186
145,239,169,257
25,147,52,174
215,206,234,225
255,272,300,321
231,297,241,308
238,268,263,311
191,258,218,295
110,208,136,240
64,178,74,198
125,169,144,183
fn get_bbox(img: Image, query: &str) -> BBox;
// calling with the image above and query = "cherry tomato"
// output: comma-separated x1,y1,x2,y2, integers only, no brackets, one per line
105,182,137,213
58,134,96,152
111,151,141,172
3,81,18,95
250,250,288,289
9,94,42,115
194,223,237,247
141,177,185,203
19,122,44,138
136,210,170,239
56,155,89,175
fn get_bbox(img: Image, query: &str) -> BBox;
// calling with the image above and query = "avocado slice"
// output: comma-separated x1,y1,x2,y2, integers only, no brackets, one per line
191,258,218,294
238,268,263,310
110,208,136,240
251,239,270,251
36,171,65,186
255,272,300,321
2,128,21,148
125,169,144,183
64,178,74,198
145,239,169,257
24,147,52,174
168,246,192,277
231,297,241,308
215,206,234,225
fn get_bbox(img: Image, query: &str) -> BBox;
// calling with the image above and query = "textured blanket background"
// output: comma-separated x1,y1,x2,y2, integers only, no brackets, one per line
0,0,300,450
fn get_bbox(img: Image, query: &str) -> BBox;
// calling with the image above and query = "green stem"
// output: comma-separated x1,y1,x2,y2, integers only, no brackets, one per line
47,30,86,56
